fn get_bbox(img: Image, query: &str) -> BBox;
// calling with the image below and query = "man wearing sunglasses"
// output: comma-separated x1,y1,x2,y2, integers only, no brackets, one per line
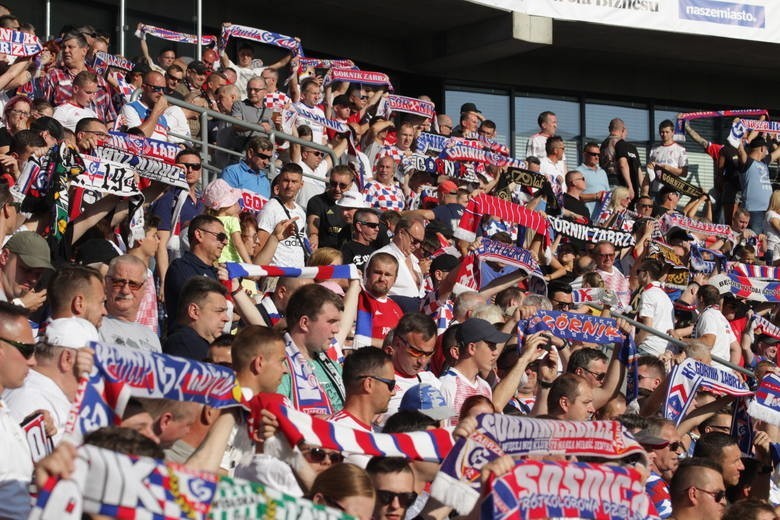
341,208,380,271
0,301,37,519
668,458,726,520
366,458,417,520
221,136,274,199
371,216,425,306
118,70,169,141
642,417,685,515
439,318,511,413
98,255,161,353
305,165,354,250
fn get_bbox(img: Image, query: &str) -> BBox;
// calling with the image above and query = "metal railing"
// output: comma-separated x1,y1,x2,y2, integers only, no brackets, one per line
164,95,338,184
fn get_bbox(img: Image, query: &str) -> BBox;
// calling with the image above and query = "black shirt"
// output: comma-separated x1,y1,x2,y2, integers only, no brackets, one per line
614,139,641,197
306,193,345,250
432,203,465,236
163,324,210,361
563,194,590,224
164,251,218,327
341,241,375,271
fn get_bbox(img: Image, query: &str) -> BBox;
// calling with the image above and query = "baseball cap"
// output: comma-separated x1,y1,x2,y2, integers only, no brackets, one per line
438,179,459,195
399,384,456,421
203,179,243,210
5,231,53,270
44,317,99,349
187,60,208,74
750,137,768,149
460,102,481,114
457,318,512,345
336,191,369,209
757,334,780,346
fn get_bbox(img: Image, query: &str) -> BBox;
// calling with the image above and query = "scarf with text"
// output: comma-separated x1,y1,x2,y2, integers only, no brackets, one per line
741,118,780,135
100,131,181,163
323,68,392,89
64,342,243,441
415,132,447,154
135,23,217,46
74,154,141,197
453,239,545,295
710,272,780,302
664,358,752,426
0,28,43,56
378,94,435,120
445,135,511,157
30,444,352,520
749,314,780,340
673,109,768,141
219,24,301,55
401,152,473,180
455,193,550,244
548,216,635,248
519,310,638,400
748,374,780,427
659,212,735,242
248,392,453,460
482,460,655,520
655,169,704,199
298,57,356,72
730,261,780,280
439,144,525,169
92,145,188,189
286,103,350,134
92,51,133,75
239,190,268,213
225,262,359,280
430,414,647,515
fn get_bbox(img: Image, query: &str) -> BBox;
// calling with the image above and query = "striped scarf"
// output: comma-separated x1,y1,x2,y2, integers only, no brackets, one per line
378,94,435,120
92,51,133,74
750,314,780,340
674,109,767,141
0,28,42,56
247,392,454,461
455,193,550,244
225,262,359,280
709,272,780,302
748,374,780,428
730,261,780,280
135,23,217,46
219,23,301,56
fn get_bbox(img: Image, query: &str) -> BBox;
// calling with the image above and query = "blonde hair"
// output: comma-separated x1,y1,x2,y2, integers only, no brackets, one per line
308,247,342,266
608,186,630,211
768,190,780,213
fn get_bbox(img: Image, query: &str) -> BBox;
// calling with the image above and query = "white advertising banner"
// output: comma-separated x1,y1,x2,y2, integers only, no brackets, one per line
468,0,780,44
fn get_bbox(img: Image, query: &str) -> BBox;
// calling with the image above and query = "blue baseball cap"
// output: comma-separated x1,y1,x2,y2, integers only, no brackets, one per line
399,383,455,421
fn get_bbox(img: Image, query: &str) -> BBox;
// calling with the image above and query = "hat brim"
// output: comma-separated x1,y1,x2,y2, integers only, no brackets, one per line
419,405,456,421
19,254,53,270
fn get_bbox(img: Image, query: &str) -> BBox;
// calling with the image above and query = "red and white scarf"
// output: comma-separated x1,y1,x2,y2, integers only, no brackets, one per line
455,193,550,244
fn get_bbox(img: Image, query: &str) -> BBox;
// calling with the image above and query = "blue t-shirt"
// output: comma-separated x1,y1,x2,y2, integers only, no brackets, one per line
577,163,610,218
741,158,772,212
220,160,271,199
150,188,203,232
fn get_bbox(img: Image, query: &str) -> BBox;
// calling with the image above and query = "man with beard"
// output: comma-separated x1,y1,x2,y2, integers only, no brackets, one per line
256,164,308,267
354,253,403,349
306,165,354,250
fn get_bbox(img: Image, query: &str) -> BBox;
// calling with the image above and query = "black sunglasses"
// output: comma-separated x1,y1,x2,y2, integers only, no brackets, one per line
583,367,606,382
0,337,36,359
180,162,202,171
693,487,726,503
376,490,418,508
358,374,396,392
329,181,350,190
144,83,165,93
305,448,344,464
357,220,380,229
198,228,228,243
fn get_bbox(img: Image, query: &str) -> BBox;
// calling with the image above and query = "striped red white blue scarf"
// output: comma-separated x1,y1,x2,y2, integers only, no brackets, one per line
674,109,767,141
455,193,550,244
247,392,454,461
749,313,780,340
709,272,780,302
748,374,780,427
225,262,359,280
135,23,217,46
92,51,133,74
730,261,780,280
378,94,435,120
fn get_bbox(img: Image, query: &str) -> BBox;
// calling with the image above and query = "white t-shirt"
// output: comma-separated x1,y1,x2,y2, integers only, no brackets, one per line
370,242,423,298
52,102,98,131
766,210,780,260
294,102,326,145
120,100,169,142
223,56,266,99
295,160,329,209
164,105,191,144
439,367,492,415
257,198,308,267
98,316,162,353
539,156,566,186
3,369,72,446
649,142,688,193
637,283,674,356
695,307,736,362
0,400,33,519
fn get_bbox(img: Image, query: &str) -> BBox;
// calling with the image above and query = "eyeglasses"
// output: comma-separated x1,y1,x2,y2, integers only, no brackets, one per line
358,375,396,392
329,181,350,190
247,87,266,92
304,448,344,464
106,276,145,291
0,337,36,359
667,441,684,453
553,300,571,310
357,220,380,229
585,151,600,157
582,367,606,382
359,95,369,100
81,129,110,140
396,334,434,359
143,84,165,93
306,150,324,157
180,162,202,171
8,109,30,117
597,252,615,258
376,490,418,508
402,229,422,247
198,228,228,243
692,487,726,503
166,75,183,83
254,152,273,161
638,203,654,209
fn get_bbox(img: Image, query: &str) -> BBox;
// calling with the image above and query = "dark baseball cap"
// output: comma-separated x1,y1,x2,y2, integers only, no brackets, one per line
460,102,481,114
457,318,511,344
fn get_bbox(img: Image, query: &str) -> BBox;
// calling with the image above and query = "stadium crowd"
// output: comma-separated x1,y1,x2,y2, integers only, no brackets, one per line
3,4,780,520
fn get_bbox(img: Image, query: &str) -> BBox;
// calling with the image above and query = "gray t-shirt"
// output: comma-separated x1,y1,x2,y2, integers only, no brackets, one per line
99,316,162,353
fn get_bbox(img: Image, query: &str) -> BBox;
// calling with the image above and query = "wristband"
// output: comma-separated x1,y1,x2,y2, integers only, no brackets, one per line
540,380,553,389
231,286,243,296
